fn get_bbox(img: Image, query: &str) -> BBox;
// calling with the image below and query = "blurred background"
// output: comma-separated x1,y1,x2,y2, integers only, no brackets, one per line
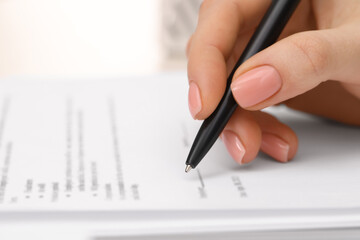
0,0,202,78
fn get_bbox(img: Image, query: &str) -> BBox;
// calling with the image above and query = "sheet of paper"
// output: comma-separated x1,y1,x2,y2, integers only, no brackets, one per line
0,73,359,214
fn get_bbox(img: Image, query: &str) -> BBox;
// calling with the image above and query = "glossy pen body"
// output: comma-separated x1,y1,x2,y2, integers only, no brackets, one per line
185,0,300,171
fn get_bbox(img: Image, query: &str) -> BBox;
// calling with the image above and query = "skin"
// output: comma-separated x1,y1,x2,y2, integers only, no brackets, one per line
187,0,360,164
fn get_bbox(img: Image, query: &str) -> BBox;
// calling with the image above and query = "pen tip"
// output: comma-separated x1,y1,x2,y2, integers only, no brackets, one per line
185,165,192,173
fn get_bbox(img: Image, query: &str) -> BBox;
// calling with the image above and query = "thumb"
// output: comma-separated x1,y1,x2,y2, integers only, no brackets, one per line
230,27,360,110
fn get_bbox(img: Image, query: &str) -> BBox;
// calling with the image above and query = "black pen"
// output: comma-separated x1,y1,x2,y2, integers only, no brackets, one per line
185,0,300,172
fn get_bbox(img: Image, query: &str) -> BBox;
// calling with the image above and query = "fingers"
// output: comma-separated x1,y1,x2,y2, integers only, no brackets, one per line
252,111,298,162
221,109,261,164
230,26,360,110
221,109,298,164
187,0,270,119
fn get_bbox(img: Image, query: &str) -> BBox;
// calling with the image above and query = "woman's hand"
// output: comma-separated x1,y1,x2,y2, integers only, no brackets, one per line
187,0,360,164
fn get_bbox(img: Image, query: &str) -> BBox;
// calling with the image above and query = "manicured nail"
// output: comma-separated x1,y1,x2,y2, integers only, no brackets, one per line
261,133,289,163
188,81,202,119
221,130,245,164
231,65,282,108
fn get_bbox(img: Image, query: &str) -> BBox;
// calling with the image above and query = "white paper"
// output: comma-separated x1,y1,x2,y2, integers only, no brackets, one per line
0,73,359,215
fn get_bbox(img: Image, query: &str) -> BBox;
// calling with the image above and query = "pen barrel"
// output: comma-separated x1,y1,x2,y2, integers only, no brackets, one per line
186,0,300,168
230,0,301,79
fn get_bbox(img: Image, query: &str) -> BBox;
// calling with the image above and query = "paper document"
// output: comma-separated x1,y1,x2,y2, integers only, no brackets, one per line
0,73,359,214
0,73,360,240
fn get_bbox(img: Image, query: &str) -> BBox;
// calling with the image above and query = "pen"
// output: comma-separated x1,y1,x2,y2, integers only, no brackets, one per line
185,0,300,173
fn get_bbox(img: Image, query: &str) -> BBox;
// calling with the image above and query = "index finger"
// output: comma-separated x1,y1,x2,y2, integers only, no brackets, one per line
187,0,270,119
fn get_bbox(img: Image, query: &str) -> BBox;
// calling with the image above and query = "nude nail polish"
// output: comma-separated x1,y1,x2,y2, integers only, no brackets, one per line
188,82,202,119
261,133,289,163
221,130,245,164
231,65,282,108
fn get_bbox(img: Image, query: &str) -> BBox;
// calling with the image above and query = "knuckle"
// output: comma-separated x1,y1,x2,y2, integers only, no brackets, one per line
287,33,329,77
199,0,216,13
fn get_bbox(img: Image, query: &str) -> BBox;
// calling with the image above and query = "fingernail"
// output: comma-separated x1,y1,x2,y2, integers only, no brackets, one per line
188,81,202,119
221,130,245,164
231,65,282,108
261,133,289,163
